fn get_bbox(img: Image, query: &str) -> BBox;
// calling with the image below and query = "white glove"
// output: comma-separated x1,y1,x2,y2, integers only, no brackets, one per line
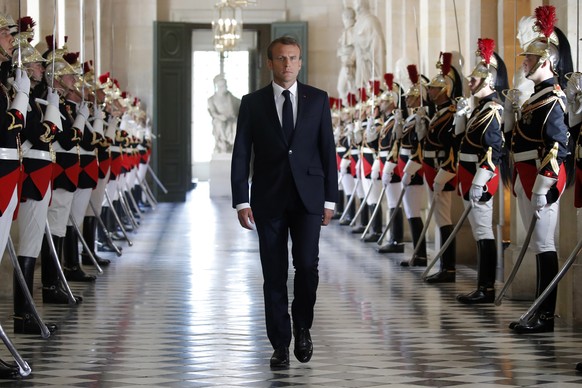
532,193,547,218
12,68,30,96
93,105,105,121
401,172,412,187
469,184,483,202
370,158,381,180
44,87,62,131
46,87,60,107
73,101,90,134
455,97,470,117
339,158,350,174
382,170,392,186
10,68,30,116
566,72,582,126
503,89,521,133
415,109,428,140
531,174,556,218
355,158,362,179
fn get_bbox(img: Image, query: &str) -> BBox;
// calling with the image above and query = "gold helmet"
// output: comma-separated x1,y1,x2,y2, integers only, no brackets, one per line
0,13,15,30
404,64,427,100
12,17,45,65
427,52,457,98
519,6,560,75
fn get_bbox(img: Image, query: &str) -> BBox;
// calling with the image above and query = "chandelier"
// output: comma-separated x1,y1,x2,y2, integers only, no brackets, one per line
211,0,256,52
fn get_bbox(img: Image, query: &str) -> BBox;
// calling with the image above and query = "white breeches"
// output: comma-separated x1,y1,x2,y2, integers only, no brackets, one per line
0,187,18,264
464,198,495,240
17,183,51,257
402,184,425,218
385,182,401,209
68,188,92,228
47,188,74,237
106,179,120,202
428,190,453,227
341,174,355,194
362,178,382,205
86,173,109,217
515,175,559,254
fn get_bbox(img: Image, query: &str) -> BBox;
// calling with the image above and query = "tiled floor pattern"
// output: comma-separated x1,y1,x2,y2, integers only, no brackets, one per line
0,183,581,386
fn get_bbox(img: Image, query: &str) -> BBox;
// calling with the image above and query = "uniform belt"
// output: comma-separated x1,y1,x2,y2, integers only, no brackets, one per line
378,151,388,157
0,147,19,160
362,147,375,154
423,150,445,158
79,148,94,156
52,142,77,154
459,153,479,162
336,146,347,152
400,148,412,156
137,145,146,151
512,149,539,162
350,149,359,155
23,149,51,161
110,146,121,152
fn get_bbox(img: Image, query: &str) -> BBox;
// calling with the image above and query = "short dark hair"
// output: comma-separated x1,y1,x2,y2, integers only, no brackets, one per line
267,36,302,60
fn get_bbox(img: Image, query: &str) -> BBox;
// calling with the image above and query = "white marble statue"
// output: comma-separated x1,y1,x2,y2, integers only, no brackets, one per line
208,74,241,154
337,6,357,101
353,0,386,89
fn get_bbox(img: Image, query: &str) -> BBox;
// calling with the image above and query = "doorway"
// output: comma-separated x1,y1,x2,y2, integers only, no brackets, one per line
191,29,257,182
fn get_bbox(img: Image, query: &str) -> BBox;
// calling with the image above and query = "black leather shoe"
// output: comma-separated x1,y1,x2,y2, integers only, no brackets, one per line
293,328,313,363
13,315,58,335
377,242,404,253
42,286,83,304
511,314,554,334
82,254,111,267
363,233,382,243
400,256,427,267
576,362,582,372
425,270,456,283
0,359,20,379
456,287,495,304
338,217,352,226
270,347,289,368
64,266,96,282
351,226,365,234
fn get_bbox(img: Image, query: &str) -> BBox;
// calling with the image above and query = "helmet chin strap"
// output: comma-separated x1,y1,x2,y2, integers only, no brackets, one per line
525,55,547,80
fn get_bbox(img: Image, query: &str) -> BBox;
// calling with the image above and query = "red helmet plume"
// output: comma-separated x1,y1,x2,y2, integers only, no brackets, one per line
477,38,495,65
407,65,419,84
534,5,556,39
383,73,394,91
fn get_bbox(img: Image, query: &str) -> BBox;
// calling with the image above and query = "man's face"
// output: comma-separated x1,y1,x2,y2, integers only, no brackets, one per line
405,94,419,108
522,54,541,79
268,43,302,88
0,28,14,60
25,61,44,82
60,74,77,92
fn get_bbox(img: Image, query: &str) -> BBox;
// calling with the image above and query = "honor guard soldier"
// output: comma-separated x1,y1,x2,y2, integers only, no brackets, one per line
399,65,432,267
349,87,369,233
455,39,508,303
338,93,357,224
423,52,463,283
81,66,114,263
360,80,384,242
0,12,31,379
41,37,84,304
377,73,405,253
506,5,572,333
330,97,344,218
12,17,60,334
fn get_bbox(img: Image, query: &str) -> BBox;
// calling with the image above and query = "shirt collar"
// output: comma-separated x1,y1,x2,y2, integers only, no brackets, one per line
272,81,298,99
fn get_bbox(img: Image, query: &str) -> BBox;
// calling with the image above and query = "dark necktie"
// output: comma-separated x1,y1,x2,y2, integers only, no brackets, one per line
282,90,294,142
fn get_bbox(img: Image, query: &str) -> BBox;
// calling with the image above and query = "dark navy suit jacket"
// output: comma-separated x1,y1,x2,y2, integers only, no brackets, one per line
231,82,338,219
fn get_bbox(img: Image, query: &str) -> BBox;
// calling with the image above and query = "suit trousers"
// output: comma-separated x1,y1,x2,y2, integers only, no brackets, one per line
255,185,322,349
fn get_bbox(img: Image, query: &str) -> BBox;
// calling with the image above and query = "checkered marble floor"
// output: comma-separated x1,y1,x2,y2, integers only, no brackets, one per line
0,182,581,387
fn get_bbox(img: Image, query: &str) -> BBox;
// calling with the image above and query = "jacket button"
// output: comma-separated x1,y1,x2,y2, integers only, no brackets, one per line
289,150,293,155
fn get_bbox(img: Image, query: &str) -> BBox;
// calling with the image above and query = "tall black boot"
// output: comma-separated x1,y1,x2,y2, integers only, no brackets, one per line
114,199,134,231
511,251,558,333
425,225,456,283
378,207,404,253
81,216,111,266
401,217,427,266
63,225,96,282
13,256,58,334
352,202,368,233
41,234,82,304
0,359,19,379
332,191,345,219
457,239,496,303
363,204,382,242
339,195,355,225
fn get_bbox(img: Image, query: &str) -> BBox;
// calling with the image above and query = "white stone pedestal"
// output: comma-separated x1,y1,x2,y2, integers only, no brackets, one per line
209,153,232,198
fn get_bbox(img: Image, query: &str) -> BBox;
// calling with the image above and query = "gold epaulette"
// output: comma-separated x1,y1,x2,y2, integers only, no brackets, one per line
539,142,560,175
478,146,495,171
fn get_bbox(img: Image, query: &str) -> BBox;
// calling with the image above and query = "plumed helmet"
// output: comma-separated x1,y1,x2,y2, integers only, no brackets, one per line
519,5,573,87
404,64,427,100
0,14,15,31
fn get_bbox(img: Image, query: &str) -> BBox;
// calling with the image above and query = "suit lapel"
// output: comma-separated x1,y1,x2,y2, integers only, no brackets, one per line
292,83,308,144
262,85,287,143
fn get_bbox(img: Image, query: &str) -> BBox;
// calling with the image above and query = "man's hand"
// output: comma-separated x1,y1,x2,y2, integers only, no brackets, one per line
237,208,256,230
322,208,334,226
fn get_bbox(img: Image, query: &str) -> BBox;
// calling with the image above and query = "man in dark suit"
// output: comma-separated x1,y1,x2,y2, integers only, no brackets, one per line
231,36,338,368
